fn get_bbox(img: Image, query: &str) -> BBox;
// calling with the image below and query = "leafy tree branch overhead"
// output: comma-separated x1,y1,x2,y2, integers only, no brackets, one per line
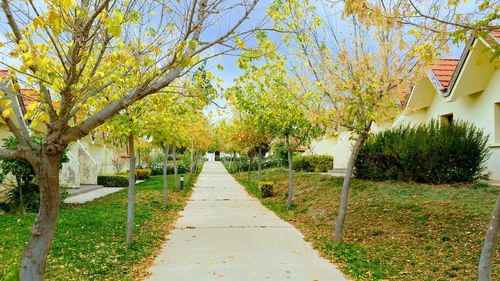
0,0,260,279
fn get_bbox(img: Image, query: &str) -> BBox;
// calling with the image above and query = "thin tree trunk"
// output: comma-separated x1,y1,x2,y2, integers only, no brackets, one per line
257,146,262,182
137,151,140,168
286,137,293,208
333,133,368,242
172,144,179,190
20,150,62,281
232,152,236,171
478,194,500,281
163,144,169,208
126,133,135,243
190,139,194,173
194,151,199,173
248,156,252,181
238,155,242,172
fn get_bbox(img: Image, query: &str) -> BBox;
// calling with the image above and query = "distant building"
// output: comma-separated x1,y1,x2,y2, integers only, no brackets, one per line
307,31,500,180
0,70,123,191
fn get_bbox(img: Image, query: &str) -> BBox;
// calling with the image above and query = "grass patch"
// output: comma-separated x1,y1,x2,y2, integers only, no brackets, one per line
0,172,199,280
234,168,499,281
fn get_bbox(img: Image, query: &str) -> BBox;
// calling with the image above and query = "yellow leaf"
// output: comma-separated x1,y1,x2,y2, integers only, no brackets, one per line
2,108,13,118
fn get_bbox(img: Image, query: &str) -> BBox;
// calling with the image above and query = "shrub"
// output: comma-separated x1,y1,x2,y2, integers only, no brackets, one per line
258,181,274,198
150,164,186,176
97,175,129,187
292,155,334,172
135,168,152,180
354,120,489,184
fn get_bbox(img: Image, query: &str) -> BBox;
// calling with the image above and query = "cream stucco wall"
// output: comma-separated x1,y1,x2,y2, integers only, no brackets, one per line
400,39,500,179
307,38,500,180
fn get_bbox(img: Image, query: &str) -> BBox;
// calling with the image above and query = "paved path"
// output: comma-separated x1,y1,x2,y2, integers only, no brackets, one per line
147,161,347,281
63,187,123,204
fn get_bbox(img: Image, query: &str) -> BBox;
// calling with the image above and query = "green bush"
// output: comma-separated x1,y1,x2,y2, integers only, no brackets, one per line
258,181,274,198
135,168,152,180
97,175,129,187
150,165,186,176
354,120,489,184
292,155,334,172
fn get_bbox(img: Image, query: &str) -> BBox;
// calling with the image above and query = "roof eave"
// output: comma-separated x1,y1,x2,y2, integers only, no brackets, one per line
441,36,476,98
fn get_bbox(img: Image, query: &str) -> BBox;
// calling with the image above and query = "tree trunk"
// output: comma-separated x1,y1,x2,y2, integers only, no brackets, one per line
126,133,135,243
286,137,293,208
190,139,194,173
333,132,368,243
197,151,200,172
20,149,62,281
194,151,200,173
232,152,236,171
478,193,500,281
257,146,262,182
238,155,242,172
248,156,252,181
172,144,179,190
137,151,140,168
163,144,169,208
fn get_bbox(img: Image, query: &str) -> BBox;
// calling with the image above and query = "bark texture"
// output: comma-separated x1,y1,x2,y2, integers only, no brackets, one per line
286,146,294,208
257,146,262,182
126,133,135,243
247,156,252,181
333,133,368,242
190,139,194,173
20,148,61,281
163,144,169,207
478,193,500,281
172,144,179,189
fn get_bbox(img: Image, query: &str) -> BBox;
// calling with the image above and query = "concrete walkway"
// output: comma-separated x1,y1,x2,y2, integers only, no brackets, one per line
63,187,123,204
147,161,347,281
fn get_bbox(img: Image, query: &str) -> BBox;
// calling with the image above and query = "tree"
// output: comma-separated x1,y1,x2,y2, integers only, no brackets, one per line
111,154,126,174
230,38,320,206
343,0,499,55
342,2,500,277
101,102,146,243
0,0,260,278
268,0,441,241
0,136,68,213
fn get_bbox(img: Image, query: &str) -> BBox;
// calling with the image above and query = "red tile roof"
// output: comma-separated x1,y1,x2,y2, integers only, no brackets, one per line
19,89,38,107
490,29,500,42
297,146,307,153
430,59,460,91
0,70,7,80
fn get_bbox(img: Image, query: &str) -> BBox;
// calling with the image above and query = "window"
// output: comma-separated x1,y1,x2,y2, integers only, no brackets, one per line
440,113,454,125
495,103,500,143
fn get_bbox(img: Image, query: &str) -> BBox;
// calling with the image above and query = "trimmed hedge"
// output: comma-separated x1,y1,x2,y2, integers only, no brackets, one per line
354,120,489,184
292,155,334,172
135,168,151,180
97,175,129,187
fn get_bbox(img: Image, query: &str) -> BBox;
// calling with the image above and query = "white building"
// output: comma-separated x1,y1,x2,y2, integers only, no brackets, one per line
307,31,500,180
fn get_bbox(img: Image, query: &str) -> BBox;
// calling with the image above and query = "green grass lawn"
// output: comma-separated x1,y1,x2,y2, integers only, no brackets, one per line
234,168,499,281
0,173,197,280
